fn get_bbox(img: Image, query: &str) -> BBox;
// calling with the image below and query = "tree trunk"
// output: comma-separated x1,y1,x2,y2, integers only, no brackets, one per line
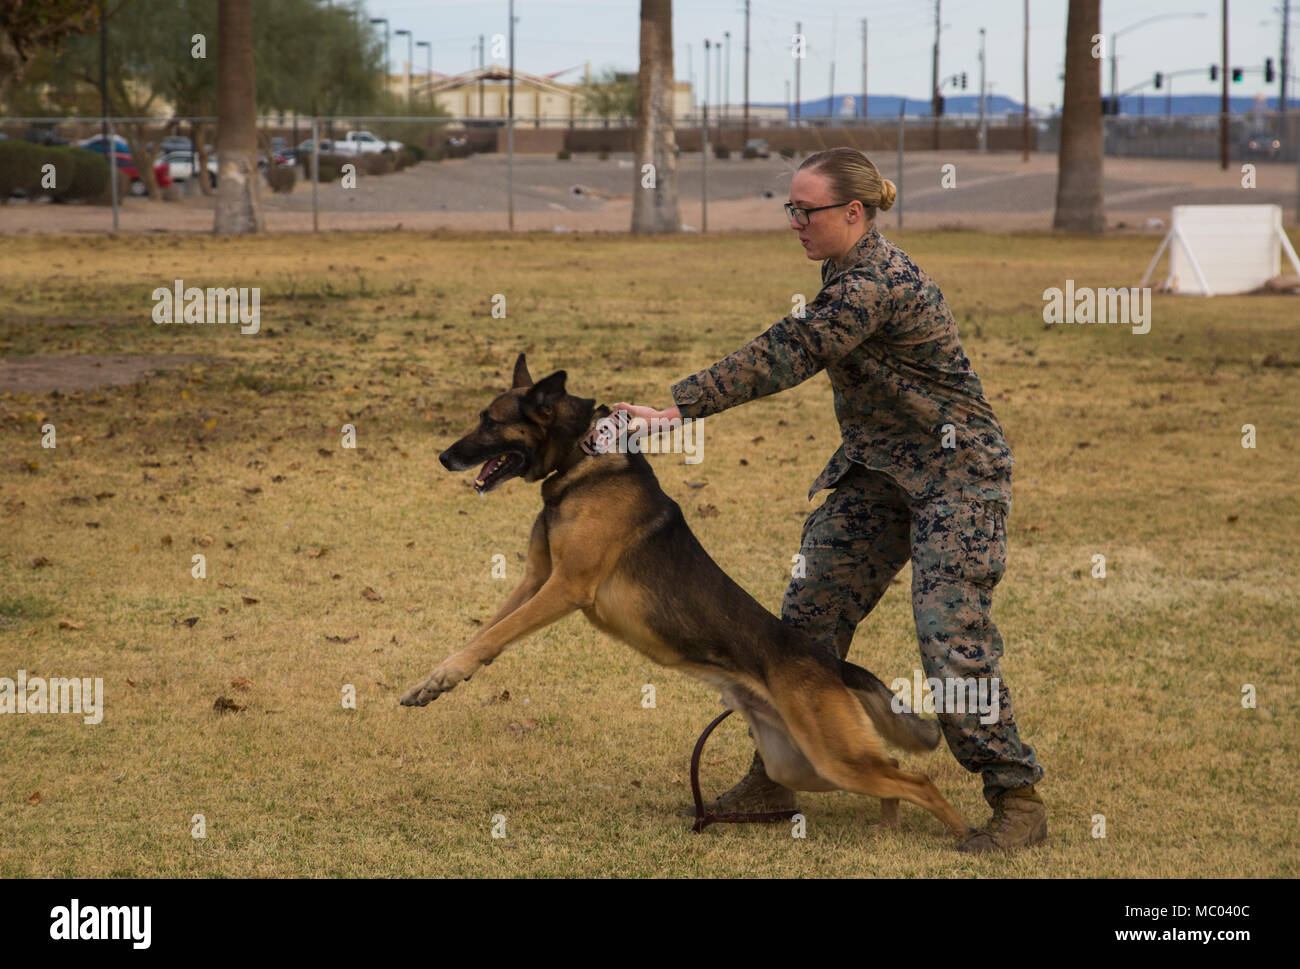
1052,0,1104,233
213,0,263,233
631,0,680,233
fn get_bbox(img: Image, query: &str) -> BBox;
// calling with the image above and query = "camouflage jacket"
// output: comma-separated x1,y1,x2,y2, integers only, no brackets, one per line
670,224,1013,503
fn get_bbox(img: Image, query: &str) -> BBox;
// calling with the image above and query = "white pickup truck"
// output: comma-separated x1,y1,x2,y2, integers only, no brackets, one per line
330,130,403,155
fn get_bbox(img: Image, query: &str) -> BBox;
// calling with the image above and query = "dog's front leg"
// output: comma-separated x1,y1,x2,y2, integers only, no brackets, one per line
400,576,587,706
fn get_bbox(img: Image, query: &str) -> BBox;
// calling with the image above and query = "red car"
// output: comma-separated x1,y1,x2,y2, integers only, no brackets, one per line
110,151,173,196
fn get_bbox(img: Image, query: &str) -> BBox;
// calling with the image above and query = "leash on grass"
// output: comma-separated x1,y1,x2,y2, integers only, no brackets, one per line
689,709,800,833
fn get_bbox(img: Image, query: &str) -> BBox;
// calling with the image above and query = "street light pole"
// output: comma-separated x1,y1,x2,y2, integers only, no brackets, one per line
395,29,412,102
978,27,986,152
1111,12,1209,114
416,40,431,103
369,18,389,95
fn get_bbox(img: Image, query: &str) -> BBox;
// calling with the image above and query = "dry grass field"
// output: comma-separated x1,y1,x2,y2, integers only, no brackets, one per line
0,227,1296,877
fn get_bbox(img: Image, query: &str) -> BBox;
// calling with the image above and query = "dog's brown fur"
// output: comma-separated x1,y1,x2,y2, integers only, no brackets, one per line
400,354,970,840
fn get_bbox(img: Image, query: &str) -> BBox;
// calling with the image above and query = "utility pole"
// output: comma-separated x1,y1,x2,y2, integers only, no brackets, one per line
508,0,515,230
1280,0,1290,144
1220,0,1229,170
724,30,731,125
932,0,941,147
978,27,986,152
703,39,710,232
1022,0,1029,161
829,59,836,122
478,34,484,117
795,21,802,124
743,0,754,143
861,19,868,120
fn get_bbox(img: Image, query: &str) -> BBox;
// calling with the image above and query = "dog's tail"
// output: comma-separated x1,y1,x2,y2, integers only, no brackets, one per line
838,660,941,753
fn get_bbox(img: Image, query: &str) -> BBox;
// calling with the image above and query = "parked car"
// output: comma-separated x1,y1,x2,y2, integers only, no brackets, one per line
295,138,333,161
160,135,194,153
26,125,67,146
110,151,173,196
79,133,131,154
1243,130,1281,160
155,150,218,187
445,135,471,158
330,130,402,155
742,139,771,159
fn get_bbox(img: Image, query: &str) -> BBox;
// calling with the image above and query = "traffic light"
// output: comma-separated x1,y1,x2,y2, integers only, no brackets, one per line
1265,58,1275,83
961,72,967,89
1100,96,1119,116
1232,67,1243,82
1154,72,1163,89
935,94,946,116
1210,64,1218,81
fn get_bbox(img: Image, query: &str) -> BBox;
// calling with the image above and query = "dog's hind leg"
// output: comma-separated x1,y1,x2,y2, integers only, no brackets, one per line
767,664,970,840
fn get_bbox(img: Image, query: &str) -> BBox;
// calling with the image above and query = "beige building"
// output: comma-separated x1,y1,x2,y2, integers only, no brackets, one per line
397,64,693,125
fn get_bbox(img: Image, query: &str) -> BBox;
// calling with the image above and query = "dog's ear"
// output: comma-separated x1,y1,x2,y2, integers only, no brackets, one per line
511,353,532,390
521,370,567,423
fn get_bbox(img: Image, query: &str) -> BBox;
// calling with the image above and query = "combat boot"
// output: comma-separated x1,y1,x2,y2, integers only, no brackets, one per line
681,750,798,817
957,784,1046,854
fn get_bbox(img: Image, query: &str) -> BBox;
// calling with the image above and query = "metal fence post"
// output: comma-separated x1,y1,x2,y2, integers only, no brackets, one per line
108,117,119,232
896,100,903,230
311,116,319,233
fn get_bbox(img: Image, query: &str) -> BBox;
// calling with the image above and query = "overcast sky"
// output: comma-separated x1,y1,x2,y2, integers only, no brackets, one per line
362,0,1291,113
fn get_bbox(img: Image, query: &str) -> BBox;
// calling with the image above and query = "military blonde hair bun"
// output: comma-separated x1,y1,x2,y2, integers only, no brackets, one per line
799,147,897,216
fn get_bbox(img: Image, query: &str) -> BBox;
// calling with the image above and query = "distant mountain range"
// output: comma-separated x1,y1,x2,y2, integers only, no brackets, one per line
763,93,1296,118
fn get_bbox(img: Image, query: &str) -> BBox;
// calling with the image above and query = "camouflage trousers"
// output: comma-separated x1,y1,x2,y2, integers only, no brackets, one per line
781,463,1043,807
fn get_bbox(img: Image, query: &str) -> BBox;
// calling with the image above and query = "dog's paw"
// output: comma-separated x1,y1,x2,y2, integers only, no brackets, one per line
398,656,480,707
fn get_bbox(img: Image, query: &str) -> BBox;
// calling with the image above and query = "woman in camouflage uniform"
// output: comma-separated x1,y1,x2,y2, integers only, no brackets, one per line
616,148,1045,852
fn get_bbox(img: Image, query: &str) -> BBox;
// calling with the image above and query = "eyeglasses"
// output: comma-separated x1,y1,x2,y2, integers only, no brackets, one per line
784,200,851,227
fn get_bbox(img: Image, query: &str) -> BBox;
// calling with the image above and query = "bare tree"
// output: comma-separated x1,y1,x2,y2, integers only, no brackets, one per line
1052,0,1104,233
213,0,263,233
631,0,680,233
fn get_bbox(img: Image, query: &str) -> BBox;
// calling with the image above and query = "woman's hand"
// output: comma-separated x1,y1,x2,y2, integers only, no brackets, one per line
612,402,682,423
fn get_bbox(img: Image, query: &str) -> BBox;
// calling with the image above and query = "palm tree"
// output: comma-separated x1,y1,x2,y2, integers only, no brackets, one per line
1052,0,1104,232
213,0,264,233
631,0,680,233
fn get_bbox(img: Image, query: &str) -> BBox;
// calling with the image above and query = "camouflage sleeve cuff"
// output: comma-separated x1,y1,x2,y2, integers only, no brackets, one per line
670,372,721,420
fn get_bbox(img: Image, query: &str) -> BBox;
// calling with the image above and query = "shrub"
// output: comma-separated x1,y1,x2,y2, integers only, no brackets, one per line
364,151,395,176
556,149,572,160
264,164,297,194
403,144,425,164
714,144,731,159
597,149,610,160
0,141,109,203
778,145,796,159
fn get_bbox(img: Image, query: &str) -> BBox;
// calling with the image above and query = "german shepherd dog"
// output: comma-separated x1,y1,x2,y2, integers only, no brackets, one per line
400,355,970,841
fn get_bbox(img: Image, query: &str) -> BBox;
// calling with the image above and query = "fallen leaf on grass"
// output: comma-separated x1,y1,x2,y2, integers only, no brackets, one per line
94,492,115,500
28,791,41,805
195,534,215,547
697,504,719,518
683,480,709,489
506,718,540,738
241,595,259,606
483,689,511,706
58,620,85,630
160,535,173,547
324,634,358,644
213,696,244,714
28,556,52,568
173,616,200,628
308,547,329,558
361,587,384,602
230,677,254,691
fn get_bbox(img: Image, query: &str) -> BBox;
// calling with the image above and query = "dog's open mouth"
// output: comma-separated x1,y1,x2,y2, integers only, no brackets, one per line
474,452,525,494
